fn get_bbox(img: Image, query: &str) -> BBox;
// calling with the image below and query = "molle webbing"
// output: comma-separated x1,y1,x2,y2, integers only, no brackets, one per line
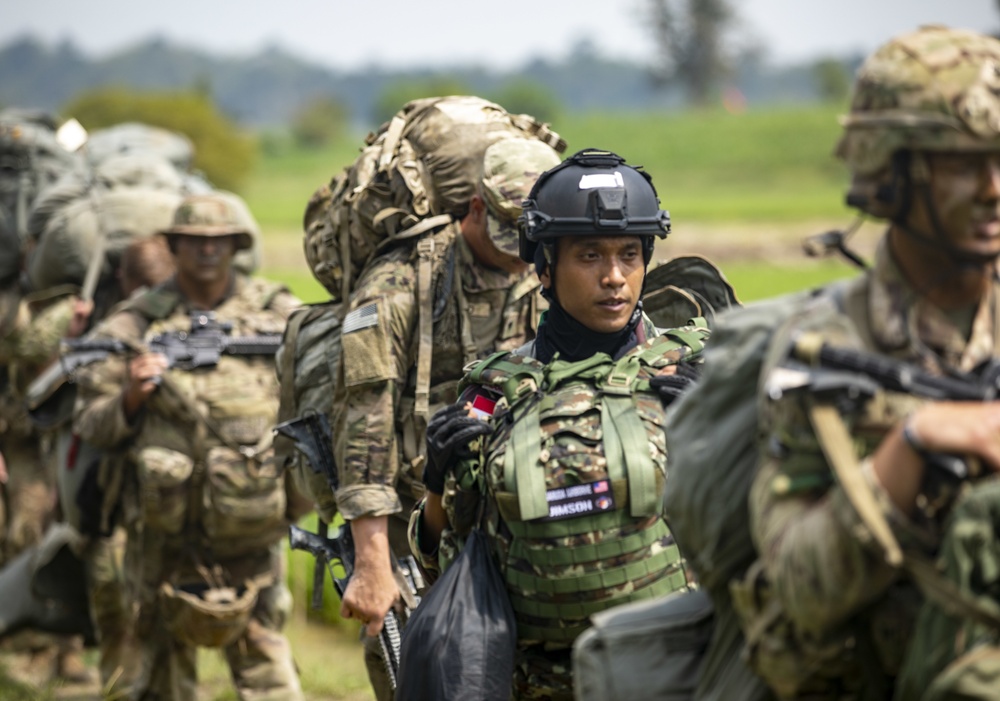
508,517,688,643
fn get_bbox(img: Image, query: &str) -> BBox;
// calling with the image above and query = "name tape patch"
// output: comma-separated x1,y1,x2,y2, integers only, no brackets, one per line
542,479,616,521
342,303,378,334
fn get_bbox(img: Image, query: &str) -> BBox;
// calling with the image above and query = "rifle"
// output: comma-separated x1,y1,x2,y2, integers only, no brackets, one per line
768,332,1000,482
274,412,337,492
279,413,422,692
26,311,283,410
289,523,414,692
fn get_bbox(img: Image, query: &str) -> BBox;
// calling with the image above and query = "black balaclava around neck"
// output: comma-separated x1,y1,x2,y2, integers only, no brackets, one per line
533,296,643,364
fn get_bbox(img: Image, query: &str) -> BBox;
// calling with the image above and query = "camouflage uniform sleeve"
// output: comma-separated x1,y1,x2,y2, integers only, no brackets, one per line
333,256,417,521
72,311,147,450
748,390,905,636
407,497,441,580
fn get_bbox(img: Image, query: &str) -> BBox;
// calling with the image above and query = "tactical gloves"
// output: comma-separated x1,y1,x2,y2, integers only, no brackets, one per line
423,403,492,495
649,360,702,407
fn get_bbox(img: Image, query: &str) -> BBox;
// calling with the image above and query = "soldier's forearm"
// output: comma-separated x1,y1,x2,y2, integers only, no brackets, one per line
351,514,392,575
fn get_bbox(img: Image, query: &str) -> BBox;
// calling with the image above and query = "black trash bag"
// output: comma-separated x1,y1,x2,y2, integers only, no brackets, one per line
395,528,516,701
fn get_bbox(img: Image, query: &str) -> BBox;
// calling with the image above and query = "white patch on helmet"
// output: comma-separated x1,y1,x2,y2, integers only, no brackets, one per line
578,172,624,189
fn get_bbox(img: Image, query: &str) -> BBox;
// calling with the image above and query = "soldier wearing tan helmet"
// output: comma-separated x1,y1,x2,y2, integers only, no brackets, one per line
667,25,1000,701
72,191,307,700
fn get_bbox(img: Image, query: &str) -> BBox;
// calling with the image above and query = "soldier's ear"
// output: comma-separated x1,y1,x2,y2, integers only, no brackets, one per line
539,264,552,290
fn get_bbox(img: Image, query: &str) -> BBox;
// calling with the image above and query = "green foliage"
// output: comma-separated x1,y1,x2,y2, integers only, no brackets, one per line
373,77,474,125
62,87,257,192
813,58,852,104
489,79,563,124
291,95,349,149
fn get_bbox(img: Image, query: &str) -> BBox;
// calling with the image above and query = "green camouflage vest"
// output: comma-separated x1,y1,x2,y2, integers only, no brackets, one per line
462,322,709,647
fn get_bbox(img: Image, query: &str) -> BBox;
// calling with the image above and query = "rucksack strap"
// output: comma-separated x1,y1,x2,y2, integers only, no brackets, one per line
808,403,904,567
811,399,1000,632
414,238,435,422
277,305,325,424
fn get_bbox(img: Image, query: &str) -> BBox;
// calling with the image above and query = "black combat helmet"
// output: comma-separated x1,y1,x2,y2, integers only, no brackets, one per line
519,148,670,266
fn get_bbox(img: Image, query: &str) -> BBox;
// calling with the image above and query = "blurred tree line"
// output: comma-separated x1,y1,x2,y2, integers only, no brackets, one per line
23,0,858,191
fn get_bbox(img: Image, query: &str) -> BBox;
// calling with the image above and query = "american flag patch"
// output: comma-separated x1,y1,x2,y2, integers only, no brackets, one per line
342,303,378,334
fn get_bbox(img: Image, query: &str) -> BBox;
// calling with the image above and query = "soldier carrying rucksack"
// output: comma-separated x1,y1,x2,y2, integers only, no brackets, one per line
277,96,566,701
666,25,1000,701
406,149,711,700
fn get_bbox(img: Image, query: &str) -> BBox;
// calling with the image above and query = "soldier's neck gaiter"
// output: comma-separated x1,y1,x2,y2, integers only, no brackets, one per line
533,300,641,364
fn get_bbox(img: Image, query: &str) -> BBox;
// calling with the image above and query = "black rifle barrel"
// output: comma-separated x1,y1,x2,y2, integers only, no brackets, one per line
809,344,995,402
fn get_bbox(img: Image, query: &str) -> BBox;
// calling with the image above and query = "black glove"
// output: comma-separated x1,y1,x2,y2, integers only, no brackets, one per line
649,360,702,407
423,402,492,495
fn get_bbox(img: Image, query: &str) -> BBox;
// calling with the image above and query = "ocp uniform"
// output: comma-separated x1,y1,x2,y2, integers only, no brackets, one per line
738,239,1000,700
334,221,543,523
73,275,305,701
333,222,543,701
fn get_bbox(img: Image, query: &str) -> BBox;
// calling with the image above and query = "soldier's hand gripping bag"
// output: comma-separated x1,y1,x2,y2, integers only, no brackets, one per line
396,528,516,701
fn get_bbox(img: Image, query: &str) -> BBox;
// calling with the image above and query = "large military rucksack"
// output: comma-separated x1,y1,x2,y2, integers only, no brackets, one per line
273,301,344,522
0,110,82,283
279,97,566,519
26,144,257,294
460,323,710,647
661,289,831,701
302,95,566,303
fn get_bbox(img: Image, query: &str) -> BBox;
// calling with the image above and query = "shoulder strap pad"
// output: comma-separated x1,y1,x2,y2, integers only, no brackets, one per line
461,350,546,406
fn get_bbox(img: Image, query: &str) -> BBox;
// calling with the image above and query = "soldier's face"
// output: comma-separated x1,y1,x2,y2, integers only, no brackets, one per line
541,235,644,333
910,151,1000,260
171,234,237,285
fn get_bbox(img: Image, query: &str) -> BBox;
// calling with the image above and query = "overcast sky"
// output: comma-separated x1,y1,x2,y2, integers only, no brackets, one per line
3,0,997,71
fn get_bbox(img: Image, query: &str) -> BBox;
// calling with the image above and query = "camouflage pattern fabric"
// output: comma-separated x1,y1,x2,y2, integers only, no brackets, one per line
72,274,304,701
333,221,542,522
409,319,705,699
733,237,1000,699
837,25,1000,177
480,138,561,257
332,220,542,700
0,285,92,683
303,96,564,302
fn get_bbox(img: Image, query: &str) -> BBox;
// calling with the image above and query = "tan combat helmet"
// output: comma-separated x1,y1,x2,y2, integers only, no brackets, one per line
162,191,256,252
837,25,1000,218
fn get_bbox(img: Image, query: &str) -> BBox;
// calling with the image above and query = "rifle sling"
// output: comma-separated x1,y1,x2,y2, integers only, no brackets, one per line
808,403,904,567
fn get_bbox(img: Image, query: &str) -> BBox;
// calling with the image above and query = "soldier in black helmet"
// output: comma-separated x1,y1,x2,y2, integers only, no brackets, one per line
408,149,709,699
